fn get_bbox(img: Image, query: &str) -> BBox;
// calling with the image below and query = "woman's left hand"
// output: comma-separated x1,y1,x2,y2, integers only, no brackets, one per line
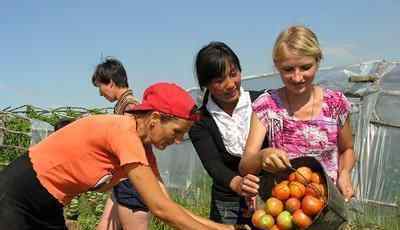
238,174,260,197
337,170,353,201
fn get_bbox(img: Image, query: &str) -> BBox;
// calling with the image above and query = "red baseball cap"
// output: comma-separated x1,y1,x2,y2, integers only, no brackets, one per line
126,82,200,121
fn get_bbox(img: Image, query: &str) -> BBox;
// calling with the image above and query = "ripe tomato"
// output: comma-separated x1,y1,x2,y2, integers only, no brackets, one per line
270,225,282,230
310,172,322,184
295,167,312,184
285,197,301,213
292,209,313,229
251,209,267,227
288,172,296,182
305,183,324,198
273,183,291,201
302,195,323,216
279,180,290,186
265,197,284,217
289,181,306,199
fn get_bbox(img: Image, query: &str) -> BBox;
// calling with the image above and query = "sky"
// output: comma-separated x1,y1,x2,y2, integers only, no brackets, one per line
1,0,399,109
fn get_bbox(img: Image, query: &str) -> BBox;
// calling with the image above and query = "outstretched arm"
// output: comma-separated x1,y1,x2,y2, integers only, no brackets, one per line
125,163,234,230
239,113,290,176
157,181,247,229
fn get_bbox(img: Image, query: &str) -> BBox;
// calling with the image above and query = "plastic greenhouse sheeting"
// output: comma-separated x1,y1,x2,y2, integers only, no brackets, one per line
11,60,397,217
30,119,54,145
160,60,400,210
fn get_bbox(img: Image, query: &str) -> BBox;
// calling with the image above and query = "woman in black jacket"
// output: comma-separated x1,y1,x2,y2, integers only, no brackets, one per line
189,42,267,226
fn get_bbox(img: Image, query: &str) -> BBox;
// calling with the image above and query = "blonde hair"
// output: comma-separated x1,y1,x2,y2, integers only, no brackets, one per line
273,25,322,64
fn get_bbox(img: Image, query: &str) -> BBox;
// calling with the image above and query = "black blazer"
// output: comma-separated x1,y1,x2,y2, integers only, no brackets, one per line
189,90,268,202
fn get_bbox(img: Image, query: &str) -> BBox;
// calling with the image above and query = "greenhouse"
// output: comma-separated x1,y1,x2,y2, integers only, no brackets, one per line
1,60,399,229
158,59,400,229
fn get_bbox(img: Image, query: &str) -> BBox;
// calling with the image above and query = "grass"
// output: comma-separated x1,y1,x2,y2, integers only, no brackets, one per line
344,198,400,230
63,174,212,230
2,161,399,230
150,175,212,229
2,158,399,230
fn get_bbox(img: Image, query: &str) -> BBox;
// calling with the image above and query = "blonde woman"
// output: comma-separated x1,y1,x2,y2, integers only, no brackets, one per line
239,26,356,200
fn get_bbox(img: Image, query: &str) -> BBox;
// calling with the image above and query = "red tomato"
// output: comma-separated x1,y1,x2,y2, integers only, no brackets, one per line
295,167,312,185
273,183,291,201
289,181,306,199
305,183,324,198
265,197,284,217
285,197,301,213
310,172,322,184
302,195,323,216
279,180,290,186
251,209,266,227
288,172,296,182
292,209,313,229
270,225,282,230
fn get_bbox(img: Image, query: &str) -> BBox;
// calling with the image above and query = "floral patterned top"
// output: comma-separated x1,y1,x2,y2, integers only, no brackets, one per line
252,88,351,182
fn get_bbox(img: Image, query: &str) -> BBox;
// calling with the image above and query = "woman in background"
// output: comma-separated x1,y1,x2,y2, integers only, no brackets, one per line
189,42,267,226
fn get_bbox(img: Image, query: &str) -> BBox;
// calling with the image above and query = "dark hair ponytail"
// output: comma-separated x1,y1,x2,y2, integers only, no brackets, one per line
201,89,210,108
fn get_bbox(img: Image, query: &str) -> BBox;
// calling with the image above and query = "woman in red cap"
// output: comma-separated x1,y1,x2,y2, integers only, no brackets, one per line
0,82,248,230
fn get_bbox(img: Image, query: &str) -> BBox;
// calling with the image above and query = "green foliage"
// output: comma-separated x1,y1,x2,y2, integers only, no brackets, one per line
0,105,109,165
25,105,63,125
150,175,212,230
73,192,108,230
344,197,400,230
62,175,213,230
0,105,112,230
3,105,398,230
0,114,30,162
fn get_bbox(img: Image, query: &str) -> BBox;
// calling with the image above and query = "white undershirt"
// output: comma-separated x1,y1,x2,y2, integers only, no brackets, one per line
206,88,252,157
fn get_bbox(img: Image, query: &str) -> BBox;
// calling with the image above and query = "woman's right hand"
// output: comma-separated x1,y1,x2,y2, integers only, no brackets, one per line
260,148,291,173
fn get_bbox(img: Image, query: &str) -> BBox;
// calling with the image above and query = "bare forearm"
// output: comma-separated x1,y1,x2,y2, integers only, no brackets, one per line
339,149,356,173
154,201,211,230
181,207,233,230
126,164,209,230
239,151,262,176
159,179,232,229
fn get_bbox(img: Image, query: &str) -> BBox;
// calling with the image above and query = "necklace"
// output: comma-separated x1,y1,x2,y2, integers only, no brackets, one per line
285,86,315,120
283,86,322,156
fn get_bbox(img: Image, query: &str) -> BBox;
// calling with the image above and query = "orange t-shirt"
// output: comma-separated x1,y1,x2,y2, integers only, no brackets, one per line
29,114,159,205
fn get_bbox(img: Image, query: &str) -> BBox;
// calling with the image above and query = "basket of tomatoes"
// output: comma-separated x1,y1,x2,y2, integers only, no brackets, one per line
252,156,347,230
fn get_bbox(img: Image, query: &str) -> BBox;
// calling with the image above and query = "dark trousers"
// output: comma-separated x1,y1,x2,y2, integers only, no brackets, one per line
209,197,252,225
0,154,67,230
